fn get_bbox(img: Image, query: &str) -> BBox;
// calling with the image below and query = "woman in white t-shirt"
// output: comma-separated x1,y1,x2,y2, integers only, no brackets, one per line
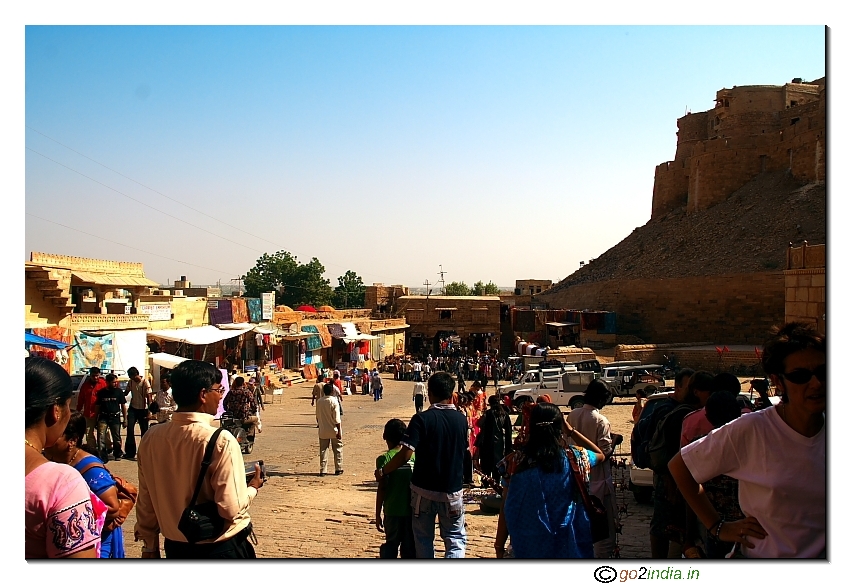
669,322,825,558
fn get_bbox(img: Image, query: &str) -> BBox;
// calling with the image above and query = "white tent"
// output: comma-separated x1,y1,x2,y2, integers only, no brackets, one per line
147,326,248,345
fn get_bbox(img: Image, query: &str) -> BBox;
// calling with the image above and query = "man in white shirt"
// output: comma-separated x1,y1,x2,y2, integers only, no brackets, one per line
317,384,343,476
123,366,153,460
568,380,617,559
412,380,427,414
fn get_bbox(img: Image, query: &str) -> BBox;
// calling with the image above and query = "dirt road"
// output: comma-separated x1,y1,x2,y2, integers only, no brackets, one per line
113,373,653,558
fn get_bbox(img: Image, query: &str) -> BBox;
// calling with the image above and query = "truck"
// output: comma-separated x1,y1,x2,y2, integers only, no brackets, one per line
600,364,665,398
510,370,598,410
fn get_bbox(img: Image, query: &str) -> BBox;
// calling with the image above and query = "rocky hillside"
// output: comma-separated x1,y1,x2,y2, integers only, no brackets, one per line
545,170,825,292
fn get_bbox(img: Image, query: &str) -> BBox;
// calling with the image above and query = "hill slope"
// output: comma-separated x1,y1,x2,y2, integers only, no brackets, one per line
545,171,825,293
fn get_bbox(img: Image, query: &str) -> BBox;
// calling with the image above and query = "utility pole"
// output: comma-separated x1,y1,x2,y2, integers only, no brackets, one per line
437,265,446,295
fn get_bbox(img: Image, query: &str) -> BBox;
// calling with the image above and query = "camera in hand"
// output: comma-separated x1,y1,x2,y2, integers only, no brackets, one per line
244,460,265,483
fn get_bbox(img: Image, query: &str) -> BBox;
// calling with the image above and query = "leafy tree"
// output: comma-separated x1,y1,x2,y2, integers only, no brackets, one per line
242,251,333,307
333,270,366,308
443,281,471,296
471,280,501,296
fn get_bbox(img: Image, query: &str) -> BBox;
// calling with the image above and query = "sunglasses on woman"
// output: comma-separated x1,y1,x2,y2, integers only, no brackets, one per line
781,364,826,385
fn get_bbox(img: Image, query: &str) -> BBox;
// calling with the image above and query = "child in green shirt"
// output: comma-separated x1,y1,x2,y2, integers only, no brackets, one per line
375,418,416,558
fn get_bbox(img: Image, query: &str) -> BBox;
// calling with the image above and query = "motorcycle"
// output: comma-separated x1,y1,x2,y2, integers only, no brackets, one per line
220,413,257,455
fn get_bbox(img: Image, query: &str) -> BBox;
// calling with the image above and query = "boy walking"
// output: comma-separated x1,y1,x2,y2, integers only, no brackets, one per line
375,419,415,558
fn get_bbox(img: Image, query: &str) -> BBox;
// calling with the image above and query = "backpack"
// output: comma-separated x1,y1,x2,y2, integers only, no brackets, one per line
647,403,695,475
632,398,675,469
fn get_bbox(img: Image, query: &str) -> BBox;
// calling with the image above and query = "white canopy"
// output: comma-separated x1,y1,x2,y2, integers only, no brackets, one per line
149,352,189,368
147,325,248,345
340,322,378,342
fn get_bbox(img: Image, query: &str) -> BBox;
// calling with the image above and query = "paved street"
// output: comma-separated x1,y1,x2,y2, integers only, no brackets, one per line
114,373,652,558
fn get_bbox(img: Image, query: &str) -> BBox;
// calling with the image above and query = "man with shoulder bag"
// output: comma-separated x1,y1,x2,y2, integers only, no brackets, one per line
134,360,264,559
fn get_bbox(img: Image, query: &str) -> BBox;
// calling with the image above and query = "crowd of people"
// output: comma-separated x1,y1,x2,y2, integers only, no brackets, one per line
25,322,825,560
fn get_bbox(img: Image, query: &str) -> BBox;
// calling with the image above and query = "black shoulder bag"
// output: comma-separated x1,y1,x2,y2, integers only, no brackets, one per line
178,427,226,543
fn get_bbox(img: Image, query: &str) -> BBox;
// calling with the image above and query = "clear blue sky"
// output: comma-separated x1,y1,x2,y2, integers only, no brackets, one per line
24,25,825,288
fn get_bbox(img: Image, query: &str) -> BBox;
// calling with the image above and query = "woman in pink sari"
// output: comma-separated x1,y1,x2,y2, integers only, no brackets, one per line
25,357,102,559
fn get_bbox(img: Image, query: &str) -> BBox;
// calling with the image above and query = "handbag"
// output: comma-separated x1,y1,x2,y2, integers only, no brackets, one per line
177,427,226,543
77,459,138,533
565,446,609,543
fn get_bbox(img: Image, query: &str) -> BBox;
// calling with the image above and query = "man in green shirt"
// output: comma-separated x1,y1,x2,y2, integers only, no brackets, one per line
375,419,415,558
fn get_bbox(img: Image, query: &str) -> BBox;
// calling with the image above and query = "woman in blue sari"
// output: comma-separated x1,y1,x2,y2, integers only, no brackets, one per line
45,411,125,558
494,402,605,558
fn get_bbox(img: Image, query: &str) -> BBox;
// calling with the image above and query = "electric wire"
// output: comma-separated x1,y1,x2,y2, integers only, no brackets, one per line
25,126,384,279
26,212,240,279
26,146,267,255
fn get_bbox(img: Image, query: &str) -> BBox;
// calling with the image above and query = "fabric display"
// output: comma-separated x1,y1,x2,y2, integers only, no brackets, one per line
301,326,323,351
317,325,333,349
581,312,606,331
231,298,249,324
208,299,233,325
71,331,115,375
327,323,346,338
246,298,263,323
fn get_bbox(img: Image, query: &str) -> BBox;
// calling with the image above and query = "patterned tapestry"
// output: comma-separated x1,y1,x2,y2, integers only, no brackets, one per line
70,332,115,375
247,298,263,323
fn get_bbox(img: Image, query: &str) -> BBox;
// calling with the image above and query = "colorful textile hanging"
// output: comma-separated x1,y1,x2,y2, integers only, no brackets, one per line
208,299,233,325
231,298,249,324
247,298,263,323
70,332,115,375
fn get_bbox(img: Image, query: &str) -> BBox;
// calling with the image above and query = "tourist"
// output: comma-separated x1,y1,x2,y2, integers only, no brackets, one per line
155,374,177,424
567,380,617,559
375,419,416,558
135,360,264,558
311,373,325,407
669,323,825,558
494,402,605,558
77,366,106,448
317,384,343,476
123,366,152,461
632,388,648,423
44,410,127,558
26,357,101,558
633,367,694,559
374,372,468,558
474,395,513,482
412,377,427,414
372,370,384,401
96,373,127,462
224,376,259,436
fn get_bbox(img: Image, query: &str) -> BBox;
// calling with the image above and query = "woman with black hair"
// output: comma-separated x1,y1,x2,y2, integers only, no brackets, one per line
669,322,826,558
494,402,605,558
45,410,127,557
474,395,513,481
25,357,101,558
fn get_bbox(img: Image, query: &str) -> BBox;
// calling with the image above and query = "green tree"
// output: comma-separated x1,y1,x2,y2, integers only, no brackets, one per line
471,280,501,296
443,281,471,296
333,270,366,308
242,251,333,307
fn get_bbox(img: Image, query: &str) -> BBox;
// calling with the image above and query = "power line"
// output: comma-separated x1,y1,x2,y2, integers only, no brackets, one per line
26,146,268,255
26,212,241,279
25,126,387,280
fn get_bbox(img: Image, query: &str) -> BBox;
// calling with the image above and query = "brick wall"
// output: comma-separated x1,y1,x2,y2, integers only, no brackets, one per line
542,272,784,345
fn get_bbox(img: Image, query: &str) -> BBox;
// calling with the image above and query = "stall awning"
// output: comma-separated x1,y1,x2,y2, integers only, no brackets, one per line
216,323,256,331
149,352,188,369
25,332,70,350
71,270,160,288
546,322,579,327
147,326,248,345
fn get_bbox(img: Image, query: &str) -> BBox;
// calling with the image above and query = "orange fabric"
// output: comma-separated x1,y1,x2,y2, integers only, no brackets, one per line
231,299,249,324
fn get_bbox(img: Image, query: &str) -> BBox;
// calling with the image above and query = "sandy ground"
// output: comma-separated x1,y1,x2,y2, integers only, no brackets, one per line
111,371,656,559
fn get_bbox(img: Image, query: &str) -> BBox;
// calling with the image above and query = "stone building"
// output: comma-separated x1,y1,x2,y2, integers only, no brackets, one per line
784,242,825,334
652,78,825,218
392,295,502,355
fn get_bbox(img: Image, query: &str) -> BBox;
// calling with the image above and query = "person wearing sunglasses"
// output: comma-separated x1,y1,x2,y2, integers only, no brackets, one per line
669,322,825,558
